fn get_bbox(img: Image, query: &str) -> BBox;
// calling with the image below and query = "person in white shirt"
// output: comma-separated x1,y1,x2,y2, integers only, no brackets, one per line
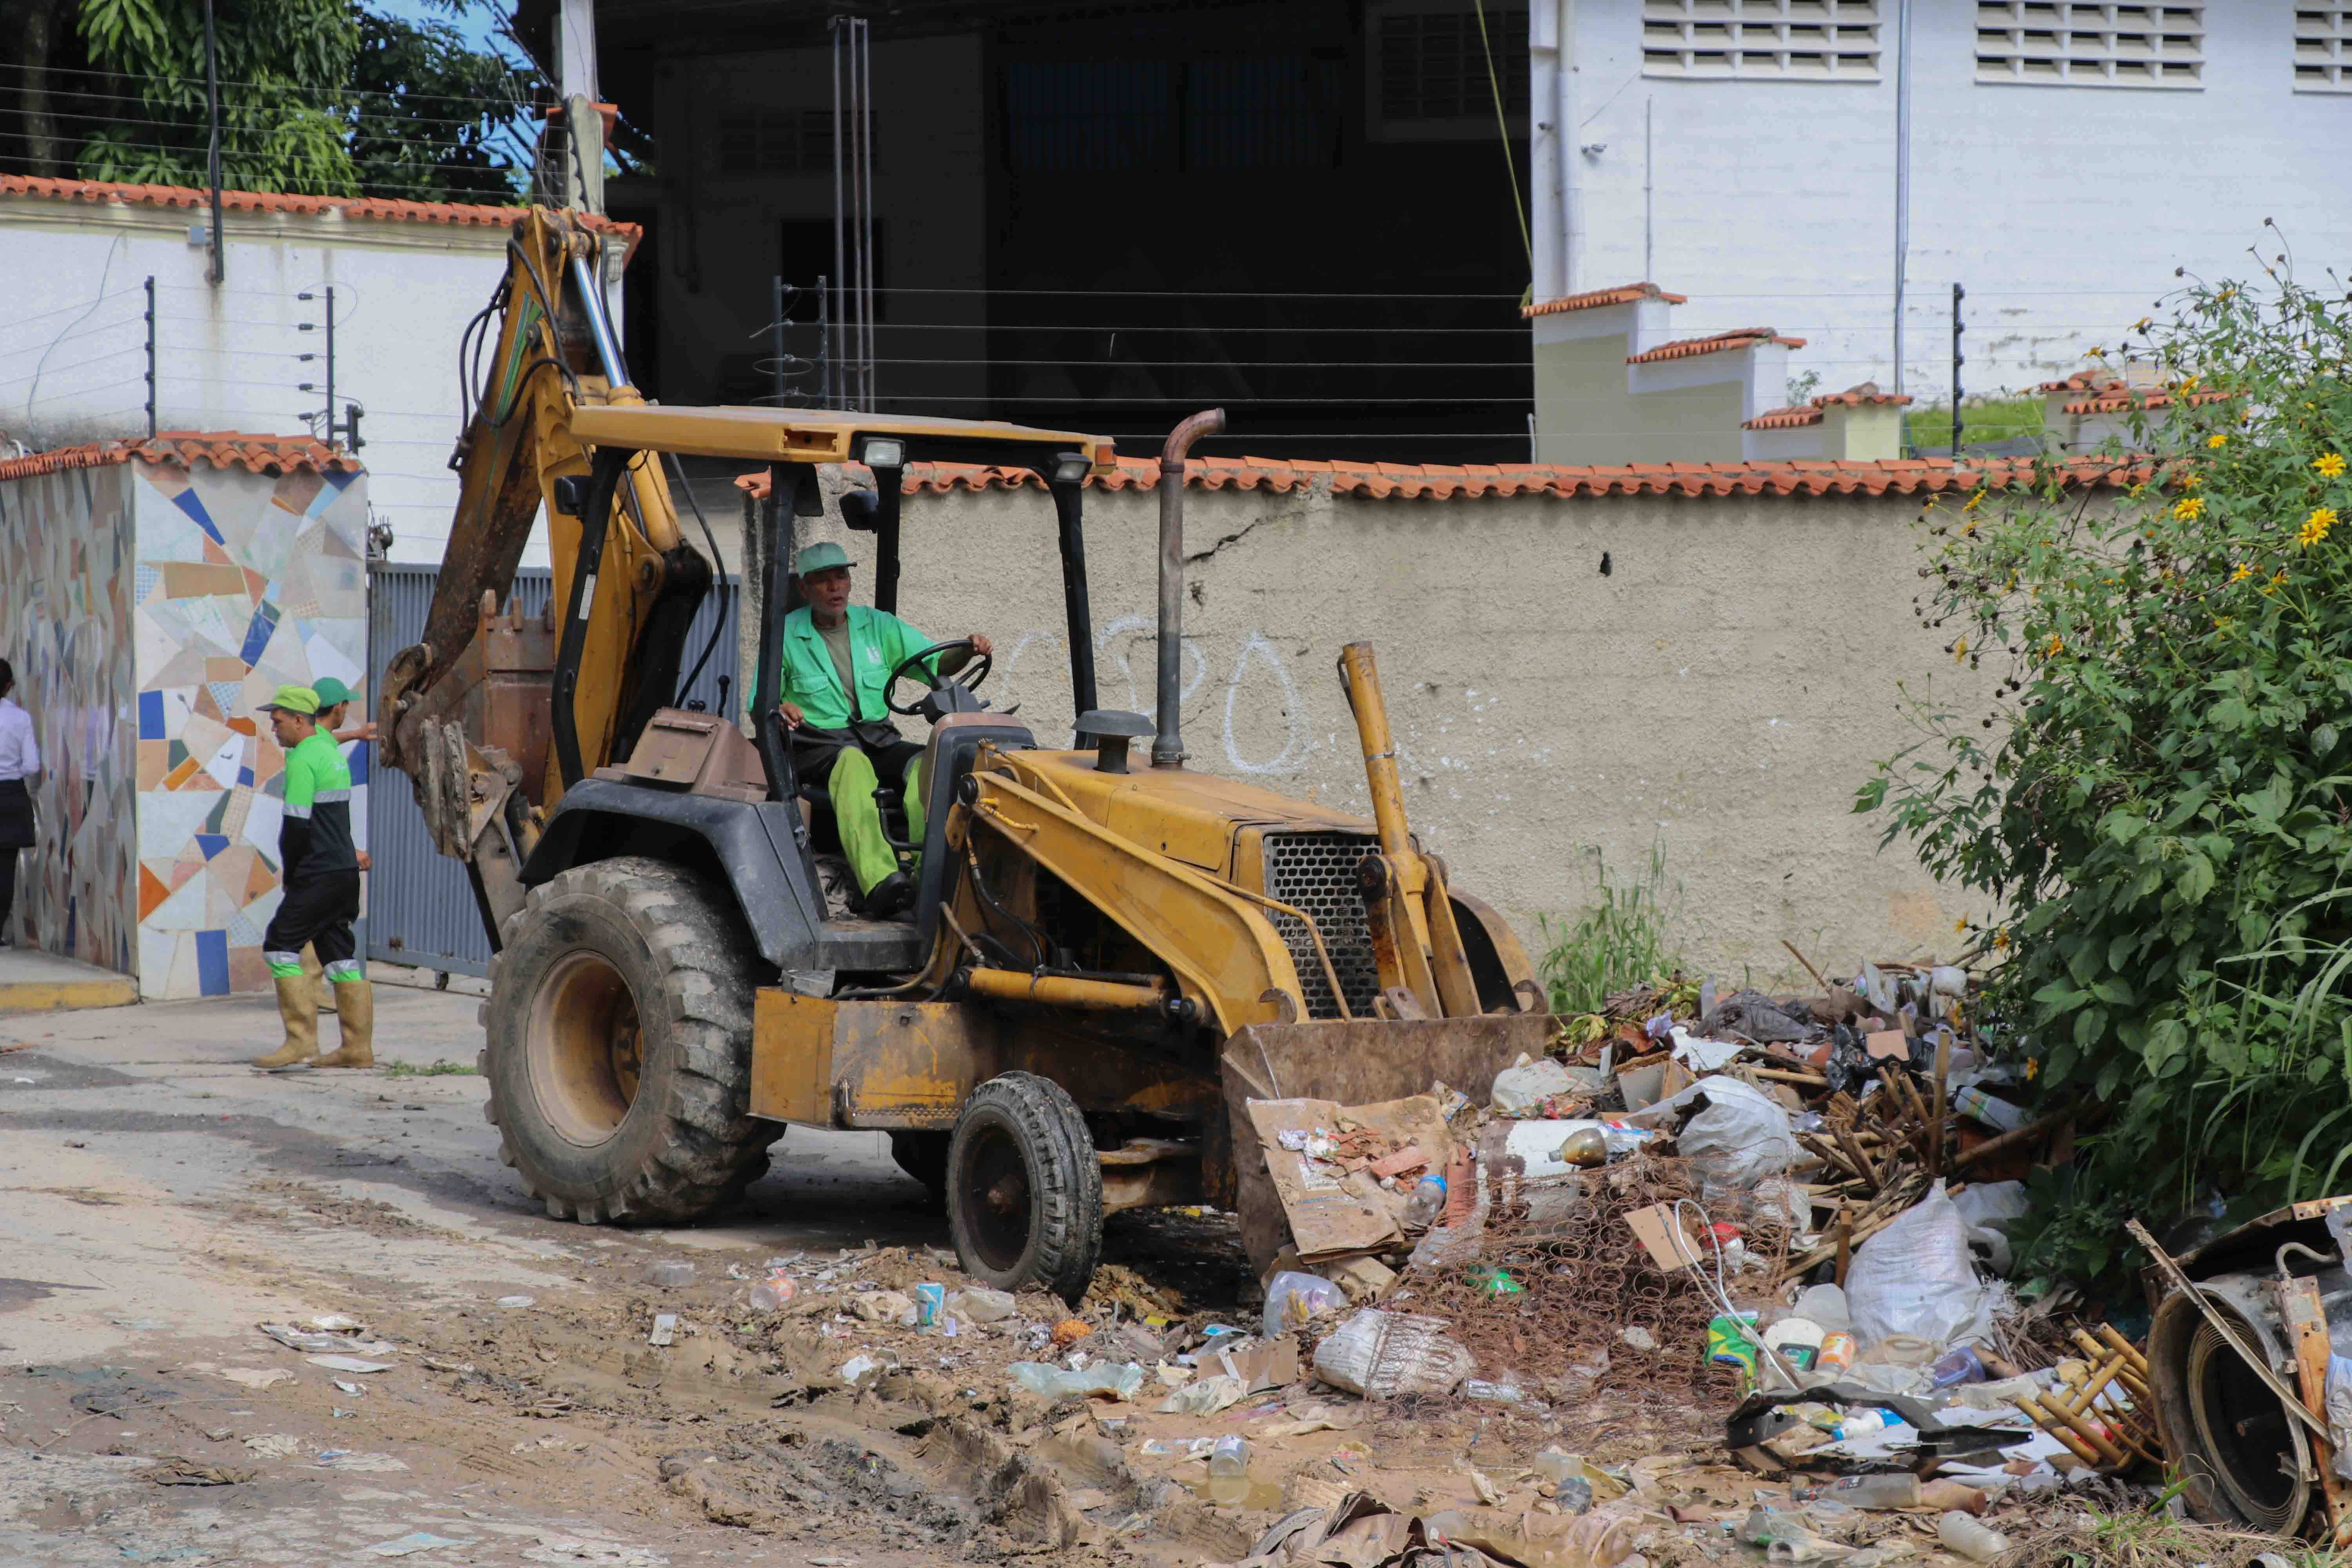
0,659,39,947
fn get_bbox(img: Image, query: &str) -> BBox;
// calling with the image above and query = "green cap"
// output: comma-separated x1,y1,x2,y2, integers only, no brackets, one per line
310,677,355,710
795,541,851,576
257,683,319,717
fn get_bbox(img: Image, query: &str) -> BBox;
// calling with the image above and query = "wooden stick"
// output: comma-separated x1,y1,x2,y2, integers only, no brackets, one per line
1833,1123,1883,1192
2021,1391,2129,1468
1782,940,1831,993
1929,1036,1951,1178
1953,1105,2075,1171
1753,1067,1829,1088
2016,1394,2107,1467
1834,1218,1852,1288
2094,1323,2152,1377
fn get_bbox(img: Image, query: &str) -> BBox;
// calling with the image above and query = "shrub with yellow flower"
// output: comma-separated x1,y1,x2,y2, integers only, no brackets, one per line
2300,506,2337,548
2318,453,2347,479
2173,495,2205,521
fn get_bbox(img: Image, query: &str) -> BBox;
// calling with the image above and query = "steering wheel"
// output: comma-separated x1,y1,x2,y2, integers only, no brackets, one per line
885,639,993,716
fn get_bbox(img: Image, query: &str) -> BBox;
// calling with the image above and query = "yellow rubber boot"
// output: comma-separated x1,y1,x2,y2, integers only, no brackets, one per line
252,975,320,1070
301,943,337,1013
312,978,374,1069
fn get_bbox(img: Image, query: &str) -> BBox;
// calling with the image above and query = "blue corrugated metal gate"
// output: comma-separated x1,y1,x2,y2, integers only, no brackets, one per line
366,563,742,976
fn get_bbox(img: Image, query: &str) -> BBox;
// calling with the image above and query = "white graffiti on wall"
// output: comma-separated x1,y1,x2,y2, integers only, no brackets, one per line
996,618,1312,776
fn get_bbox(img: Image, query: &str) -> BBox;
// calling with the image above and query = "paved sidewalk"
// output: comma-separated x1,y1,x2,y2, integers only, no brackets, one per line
0,943,136,1016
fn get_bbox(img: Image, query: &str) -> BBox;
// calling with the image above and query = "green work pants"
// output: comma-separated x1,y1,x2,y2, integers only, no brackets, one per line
830,748,926,895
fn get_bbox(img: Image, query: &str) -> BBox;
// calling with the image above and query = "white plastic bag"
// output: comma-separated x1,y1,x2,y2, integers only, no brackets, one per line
1310,1308,1474,1398
1490,1054,1578,1114
1846,1180,1988,1351
1628,1076,1798,1199
1951,1179,2033,1276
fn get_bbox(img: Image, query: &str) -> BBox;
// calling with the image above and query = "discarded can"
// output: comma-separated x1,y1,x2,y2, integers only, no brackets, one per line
913,1282,945,1329
1706,1313,1760,1371
1815,1332,1858,1374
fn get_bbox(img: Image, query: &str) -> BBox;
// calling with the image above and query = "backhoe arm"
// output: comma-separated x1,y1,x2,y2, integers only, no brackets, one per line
377,206,710,945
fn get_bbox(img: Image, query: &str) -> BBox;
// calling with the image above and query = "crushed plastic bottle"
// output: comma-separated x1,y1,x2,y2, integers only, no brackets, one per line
1262,1270,1346,1335
1403,1174,1447,1230
1206,1435,1250,1506
1008,1361,1144,1401
1936,1510,2010,1562
948,1287,1016,1323
641,1259,696,1287
750,1270,797,1311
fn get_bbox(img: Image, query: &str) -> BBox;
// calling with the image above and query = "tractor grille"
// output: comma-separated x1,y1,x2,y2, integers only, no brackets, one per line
1260,831,1383,1020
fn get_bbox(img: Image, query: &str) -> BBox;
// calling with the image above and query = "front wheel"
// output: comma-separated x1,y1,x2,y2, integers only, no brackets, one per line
481,857,771,1224
945,1073,1102,1305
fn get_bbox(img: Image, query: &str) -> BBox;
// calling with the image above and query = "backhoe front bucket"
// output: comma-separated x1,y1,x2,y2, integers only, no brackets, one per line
1217,1014,1553,1274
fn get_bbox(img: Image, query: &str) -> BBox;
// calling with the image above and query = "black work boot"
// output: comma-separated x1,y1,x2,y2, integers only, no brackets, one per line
857,870,915,920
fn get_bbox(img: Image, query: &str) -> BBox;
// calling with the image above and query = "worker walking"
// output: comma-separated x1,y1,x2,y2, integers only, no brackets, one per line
251,685,370,1071
293,677,376,1019
766,542,990,918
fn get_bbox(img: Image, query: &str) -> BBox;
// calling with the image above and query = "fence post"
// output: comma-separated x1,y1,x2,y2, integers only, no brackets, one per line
142,276,156,438
1950,282,1965,459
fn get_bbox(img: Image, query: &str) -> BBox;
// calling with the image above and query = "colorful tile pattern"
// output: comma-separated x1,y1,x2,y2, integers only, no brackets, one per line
0,464,138,975
128,459,370,998
0,454,370,998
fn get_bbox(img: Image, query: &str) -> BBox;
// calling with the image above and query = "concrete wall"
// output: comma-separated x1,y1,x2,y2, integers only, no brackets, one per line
1530,1,2352,396
0,192,613,568
751,471,1998,987
0,464,138,973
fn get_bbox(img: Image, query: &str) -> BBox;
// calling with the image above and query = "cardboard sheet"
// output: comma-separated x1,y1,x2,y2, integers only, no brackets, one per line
1244,1099,1403,1260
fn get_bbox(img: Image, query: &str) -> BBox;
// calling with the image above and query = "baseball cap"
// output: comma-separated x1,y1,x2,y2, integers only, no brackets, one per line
795,541,852,575
311,677,355,709
257,683,320,717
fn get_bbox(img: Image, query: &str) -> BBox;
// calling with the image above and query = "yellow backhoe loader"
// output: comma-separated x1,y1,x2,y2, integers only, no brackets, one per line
381,208,1551,1301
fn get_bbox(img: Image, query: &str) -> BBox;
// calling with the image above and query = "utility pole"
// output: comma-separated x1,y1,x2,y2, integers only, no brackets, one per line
201,0,223,286
556,0,604,213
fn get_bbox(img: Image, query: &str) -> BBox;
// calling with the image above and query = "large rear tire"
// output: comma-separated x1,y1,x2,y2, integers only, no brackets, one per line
481,856,771,1224
945,1072,1102,1305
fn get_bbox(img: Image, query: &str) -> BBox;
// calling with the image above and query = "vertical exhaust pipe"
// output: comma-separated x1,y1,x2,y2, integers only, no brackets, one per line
1153,407,1224,768
1337,642,1412,858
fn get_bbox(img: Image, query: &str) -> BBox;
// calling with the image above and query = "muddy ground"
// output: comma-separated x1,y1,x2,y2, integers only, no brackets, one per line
0,971,2086,1567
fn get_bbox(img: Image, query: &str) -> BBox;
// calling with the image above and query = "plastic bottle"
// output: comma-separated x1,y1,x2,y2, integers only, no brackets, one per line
641,1259,696,1287
1951,1085,2027,1132
1403,1174,1447,1230
1206,1435,1250,1506
1826,1409,1892,1442
949,1287,1016,1323
1936,1510,2010,1562
1930,1345,1988,1388
1007,1361,1144,1401
1826,1472,1920,1510
1262,1270,1346,1335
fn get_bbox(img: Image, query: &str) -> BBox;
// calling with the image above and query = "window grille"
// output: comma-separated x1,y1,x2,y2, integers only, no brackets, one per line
717,110,837,175
1641,0,1883,80
1975,2,2205,87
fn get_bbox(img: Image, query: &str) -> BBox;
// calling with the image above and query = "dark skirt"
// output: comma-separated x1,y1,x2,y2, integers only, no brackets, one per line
0,778,31,850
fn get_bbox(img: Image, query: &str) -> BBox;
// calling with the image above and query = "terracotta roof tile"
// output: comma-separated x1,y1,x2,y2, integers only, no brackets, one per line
1742,405,1823,431
2037,371,2108,393
1626,329,1806,365
1811,382,1914,408
1522,282,1688,319
735,453,2147,503
0,429,359,486
2062,385,2232,415
0,176,640,251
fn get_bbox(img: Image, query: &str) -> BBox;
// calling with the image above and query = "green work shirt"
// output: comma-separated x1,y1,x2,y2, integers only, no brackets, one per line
278,725,357,877
768,604,937,728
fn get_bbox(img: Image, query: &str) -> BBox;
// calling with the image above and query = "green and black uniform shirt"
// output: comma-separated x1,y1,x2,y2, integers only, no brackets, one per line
278,726,358,878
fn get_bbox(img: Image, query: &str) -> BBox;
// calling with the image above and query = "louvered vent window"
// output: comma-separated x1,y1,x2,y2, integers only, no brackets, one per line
1975,2,2205,87
1641,0,1883,80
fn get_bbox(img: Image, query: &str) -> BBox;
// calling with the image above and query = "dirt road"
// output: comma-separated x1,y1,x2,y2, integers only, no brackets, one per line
0,971,1212,1566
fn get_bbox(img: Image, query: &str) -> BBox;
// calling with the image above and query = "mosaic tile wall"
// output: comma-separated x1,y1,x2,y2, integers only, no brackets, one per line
130,461,371,998
0,465,140,975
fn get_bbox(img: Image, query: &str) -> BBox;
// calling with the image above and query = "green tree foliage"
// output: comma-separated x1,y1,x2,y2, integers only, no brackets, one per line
1858,253,2352,1287
59,0,535,200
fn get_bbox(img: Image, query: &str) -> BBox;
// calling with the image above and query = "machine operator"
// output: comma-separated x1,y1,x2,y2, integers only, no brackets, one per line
769,541,990,920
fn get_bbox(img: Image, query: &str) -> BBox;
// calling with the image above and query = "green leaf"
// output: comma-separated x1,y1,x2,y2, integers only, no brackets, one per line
2177,854,2217,905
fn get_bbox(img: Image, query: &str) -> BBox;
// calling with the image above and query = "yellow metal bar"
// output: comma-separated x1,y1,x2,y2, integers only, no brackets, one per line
962,968,1169,1011
1336,642,1412,859
567,404,1117,470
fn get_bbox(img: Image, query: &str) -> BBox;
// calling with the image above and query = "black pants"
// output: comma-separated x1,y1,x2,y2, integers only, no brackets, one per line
791,724,924,793
264,871,361,975
0,849,15,938
0,777,29,940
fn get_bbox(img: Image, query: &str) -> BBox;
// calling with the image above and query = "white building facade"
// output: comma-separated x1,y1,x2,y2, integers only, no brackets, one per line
1527,2,2352,406
0,178,636,564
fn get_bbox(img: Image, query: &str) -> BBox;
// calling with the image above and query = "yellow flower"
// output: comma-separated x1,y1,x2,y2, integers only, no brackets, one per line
2301,507,2337,548
1953,636,1969,664
1964,489,1986,513
2206,433,2227,449
1992,928,2011,953
2133,317,2152,333
2214,615,2235,631
2173,495,2205,521
2182,473,2203,489
2044,634,2063,657
1955,918,1969,934
2230,562,2252,583
2318,453,2348,479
